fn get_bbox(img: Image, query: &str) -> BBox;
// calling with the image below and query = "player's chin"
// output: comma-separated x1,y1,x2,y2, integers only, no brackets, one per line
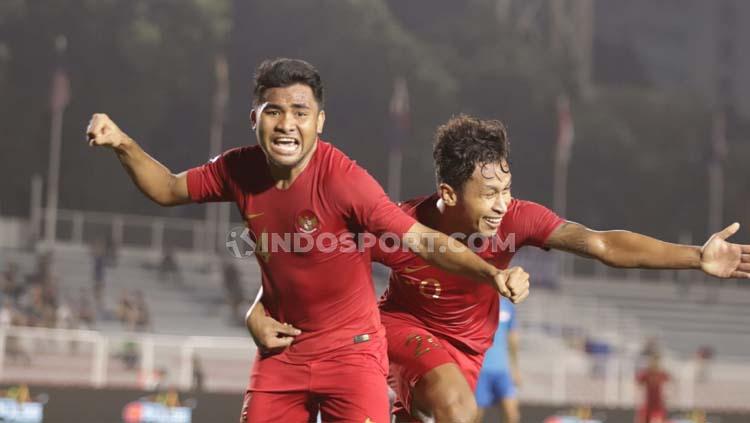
267,152,303,168
477,223,499,237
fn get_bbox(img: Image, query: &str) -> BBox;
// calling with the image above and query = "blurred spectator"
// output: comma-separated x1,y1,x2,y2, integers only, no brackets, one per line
18,285,45,326
28,251,53,286
222,259,244,325
584,336,612,378
91,237,108,308
192,355,204,393
133,290,151,332
158,247,182,285
76,288,96,329
2,262,23,302
117,289,137,329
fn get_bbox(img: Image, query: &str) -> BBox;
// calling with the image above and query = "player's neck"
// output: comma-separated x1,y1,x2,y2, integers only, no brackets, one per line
431,197,473,240
268,141,318,189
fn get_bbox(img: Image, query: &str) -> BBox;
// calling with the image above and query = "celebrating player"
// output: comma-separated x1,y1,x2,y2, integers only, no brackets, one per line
87,59,530,423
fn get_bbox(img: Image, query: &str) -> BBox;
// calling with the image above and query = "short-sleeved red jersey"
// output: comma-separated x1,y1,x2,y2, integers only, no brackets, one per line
376,194,564,355
188,140,416,363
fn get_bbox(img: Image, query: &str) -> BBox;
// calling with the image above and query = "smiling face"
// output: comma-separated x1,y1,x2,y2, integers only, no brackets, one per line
432,114,511,237
251,83,325,171
442,161,512,237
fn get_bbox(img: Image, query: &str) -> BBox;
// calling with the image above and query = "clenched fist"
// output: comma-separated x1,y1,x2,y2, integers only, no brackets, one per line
86,113,128,148
494,266,530,304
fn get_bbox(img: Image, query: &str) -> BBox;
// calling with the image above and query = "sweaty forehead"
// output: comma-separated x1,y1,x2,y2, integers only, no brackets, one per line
260,84,316,106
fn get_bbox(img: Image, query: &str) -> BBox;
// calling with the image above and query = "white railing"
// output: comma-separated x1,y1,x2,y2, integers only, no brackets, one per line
0,326,254,393
1,325,749,411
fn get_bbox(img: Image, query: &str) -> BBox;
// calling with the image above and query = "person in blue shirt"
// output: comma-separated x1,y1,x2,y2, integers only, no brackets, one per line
476,296,521,423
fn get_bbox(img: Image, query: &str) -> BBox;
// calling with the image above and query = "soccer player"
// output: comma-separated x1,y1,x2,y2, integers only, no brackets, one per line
374,115,748,423
475,296,521,423
636,353,671,423
87,59,530,423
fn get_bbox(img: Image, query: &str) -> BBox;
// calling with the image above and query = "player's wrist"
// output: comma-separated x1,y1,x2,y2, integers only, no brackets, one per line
690,245,704,270
484,265,502,284
113,134,134,154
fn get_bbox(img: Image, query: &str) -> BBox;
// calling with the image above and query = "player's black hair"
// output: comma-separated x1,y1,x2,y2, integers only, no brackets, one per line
433,114,510,190
253,58,324,107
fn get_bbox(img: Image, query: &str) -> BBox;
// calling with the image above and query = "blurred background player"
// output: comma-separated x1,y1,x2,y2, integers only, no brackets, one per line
636,353,671,423
476,296,521,423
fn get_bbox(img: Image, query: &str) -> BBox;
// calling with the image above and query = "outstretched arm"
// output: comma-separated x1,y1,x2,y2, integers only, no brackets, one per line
87,113,191,206
545,221,750,279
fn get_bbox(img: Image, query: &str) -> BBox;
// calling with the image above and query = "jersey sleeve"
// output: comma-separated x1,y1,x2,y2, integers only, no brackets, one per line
328,161,416,239
512,201,565,249
186,151,236,203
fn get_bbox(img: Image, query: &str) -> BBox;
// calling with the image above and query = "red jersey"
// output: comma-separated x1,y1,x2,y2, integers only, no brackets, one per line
187,141,416,363
637,368,670,410
376,194,564,354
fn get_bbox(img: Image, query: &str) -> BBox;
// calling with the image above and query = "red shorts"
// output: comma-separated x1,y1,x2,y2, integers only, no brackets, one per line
382,314,484,419
240,336,390,423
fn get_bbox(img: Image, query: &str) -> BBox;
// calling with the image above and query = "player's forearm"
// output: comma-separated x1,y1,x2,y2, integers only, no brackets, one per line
409,231,499,284
600,231,701,269
114,137,186,206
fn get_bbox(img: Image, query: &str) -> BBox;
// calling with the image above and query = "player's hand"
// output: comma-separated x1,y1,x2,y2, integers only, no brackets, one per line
246,308,301,353
86,113,128,149
495,266,530,304
700,222,750,279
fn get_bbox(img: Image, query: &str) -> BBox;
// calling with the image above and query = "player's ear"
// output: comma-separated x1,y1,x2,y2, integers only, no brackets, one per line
250,108,258,130
438,183,458,207
316,110,326,135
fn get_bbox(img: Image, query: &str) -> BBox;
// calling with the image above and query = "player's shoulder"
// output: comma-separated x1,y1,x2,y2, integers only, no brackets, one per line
317,140,355,171
317,140,375,182
214,145,267,189
219,145,263,165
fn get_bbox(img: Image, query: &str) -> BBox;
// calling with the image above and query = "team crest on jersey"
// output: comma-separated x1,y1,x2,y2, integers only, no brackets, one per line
295,209,320,234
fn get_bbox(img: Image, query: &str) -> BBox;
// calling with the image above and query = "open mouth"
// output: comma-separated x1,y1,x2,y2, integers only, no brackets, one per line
270,137,301,155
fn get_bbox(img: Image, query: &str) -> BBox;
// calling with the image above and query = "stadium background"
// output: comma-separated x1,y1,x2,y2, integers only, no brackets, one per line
1,1,749,422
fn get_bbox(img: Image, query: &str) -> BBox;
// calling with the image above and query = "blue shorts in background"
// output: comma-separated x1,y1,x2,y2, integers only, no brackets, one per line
475,369,516,408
